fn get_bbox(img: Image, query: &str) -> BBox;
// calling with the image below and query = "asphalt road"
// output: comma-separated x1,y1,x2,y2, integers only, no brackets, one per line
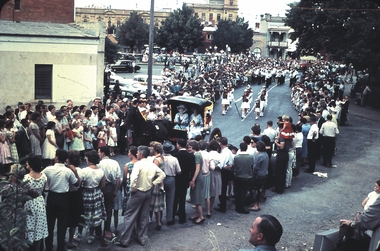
73,68,380,251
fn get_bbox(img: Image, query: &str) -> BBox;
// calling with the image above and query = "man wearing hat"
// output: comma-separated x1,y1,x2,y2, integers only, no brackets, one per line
162,141,181,226
54,110,66,149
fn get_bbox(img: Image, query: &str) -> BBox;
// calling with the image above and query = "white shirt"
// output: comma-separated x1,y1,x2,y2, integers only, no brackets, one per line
42,163,78,193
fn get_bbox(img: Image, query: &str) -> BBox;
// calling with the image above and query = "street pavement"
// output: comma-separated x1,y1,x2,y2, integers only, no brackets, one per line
66,69,380,250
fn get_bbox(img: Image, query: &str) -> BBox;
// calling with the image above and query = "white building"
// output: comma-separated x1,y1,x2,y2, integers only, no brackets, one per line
0,21,106,112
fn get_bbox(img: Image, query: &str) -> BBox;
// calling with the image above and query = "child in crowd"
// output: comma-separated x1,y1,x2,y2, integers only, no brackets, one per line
97,125,107,148
107,121,117,156
362,180,380,211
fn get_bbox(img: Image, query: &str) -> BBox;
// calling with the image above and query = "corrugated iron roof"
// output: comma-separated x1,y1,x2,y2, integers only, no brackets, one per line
0,20,98,37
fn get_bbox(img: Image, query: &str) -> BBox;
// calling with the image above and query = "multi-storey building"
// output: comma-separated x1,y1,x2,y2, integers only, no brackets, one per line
75,0,239,31
252,13,291,59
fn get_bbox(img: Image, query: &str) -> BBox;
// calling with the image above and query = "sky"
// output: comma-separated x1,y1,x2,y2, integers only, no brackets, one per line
75,0,299,26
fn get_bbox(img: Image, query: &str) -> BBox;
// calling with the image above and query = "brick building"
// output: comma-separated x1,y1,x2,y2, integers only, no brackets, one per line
0,0,74,23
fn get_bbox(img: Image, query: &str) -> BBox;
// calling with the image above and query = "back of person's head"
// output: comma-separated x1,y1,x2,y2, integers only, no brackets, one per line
68,150,81,167
56,149,68,163
128,146,138,158
267,120,273,127
239,142,248,152
219,137,228,146
256,141,266,152
137,146,150,158
46,121,55,130
21,119,29,127
209,140,220,151
99,146,110,157
300,117,307,124
258,214,283,246
327,114,332,120
85,150,100,164
177,138,187,149
243,136,251,145
199,140,208,150
28,155,42,173
251,126,261,136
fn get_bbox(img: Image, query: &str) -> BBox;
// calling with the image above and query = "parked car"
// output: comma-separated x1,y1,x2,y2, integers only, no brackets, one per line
110,60,141,73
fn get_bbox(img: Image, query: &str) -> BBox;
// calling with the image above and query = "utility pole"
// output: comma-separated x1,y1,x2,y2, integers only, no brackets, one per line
147,0,155,98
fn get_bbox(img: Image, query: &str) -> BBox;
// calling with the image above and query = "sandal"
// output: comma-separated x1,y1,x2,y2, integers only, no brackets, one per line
194,218,205,224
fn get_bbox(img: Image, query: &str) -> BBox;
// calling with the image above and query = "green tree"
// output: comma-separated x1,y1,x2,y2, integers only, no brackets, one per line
104,36,120,64
213,17,253,54
285,0,380,78
156,3,204,53
116,11,149,52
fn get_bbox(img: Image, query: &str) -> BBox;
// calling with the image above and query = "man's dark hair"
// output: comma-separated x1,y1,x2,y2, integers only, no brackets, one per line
219,137,228,146
99,146,110,157
327,114,332,120
267,120,273,127
177,138,187,148
239,142,248,152
56,149,68,163
251,126,261,136
243,136,251,145
209,140,220,151
85,150,100,164
257,214,283,246
137,146,150,158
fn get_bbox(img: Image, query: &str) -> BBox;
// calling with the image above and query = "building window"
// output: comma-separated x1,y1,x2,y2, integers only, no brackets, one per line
202,13,206,21
230,0,233,5
228,14,233,20
35,65,52,99
15,0,20,10
209,13,213,21
217,14,221,21
195,12,198,18
207,34,213,40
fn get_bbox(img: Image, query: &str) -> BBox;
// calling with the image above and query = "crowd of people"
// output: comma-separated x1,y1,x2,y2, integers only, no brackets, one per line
0,53,363,251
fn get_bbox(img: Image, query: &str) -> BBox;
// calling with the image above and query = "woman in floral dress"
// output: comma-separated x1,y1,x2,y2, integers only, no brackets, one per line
149,141,165,230
122,146,138,215
24,155,48,251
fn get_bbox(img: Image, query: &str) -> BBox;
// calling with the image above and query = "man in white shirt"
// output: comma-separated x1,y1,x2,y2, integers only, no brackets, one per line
97,146,121,238
43,149,79,251
215,137,234,213
118,146,166,248
305,116,319,173
320,114,339,167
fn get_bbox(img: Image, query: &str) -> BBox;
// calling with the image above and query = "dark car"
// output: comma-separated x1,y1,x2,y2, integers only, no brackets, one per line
110,60,141,73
